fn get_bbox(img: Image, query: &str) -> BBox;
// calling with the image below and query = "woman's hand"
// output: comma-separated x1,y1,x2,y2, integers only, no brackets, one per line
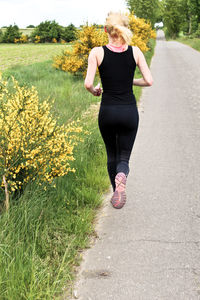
92,83,103,96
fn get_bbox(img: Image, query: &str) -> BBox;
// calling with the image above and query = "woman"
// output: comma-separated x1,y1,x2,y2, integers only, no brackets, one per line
84,11,153,209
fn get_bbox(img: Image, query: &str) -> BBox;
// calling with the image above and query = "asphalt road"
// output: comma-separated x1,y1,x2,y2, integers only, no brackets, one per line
68,30,200,300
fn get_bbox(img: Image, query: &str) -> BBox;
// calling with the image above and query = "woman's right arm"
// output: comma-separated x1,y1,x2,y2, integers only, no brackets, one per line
133,46,153,87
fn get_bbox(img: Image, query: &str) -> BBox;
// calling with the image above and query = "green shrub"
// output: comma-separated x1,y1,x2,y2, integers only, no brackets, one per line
1,25,22,43
61,23,77,42
30,20,63,43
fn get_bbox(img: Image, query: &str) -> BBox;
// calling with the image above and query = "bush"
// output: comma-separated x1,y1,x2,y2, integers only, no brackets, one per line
193,23,200,38
52,24,108,77
128,12,157,52
0,29,3,43
61,23,77,42
30,20,63,43
53,14,156,77
1,25,22,43
14,34,29,43
0,72,89,210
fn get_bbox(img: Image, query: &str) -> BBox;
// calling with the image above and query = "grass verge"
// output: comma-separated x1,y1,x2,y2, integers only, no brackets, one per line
175,37,200,52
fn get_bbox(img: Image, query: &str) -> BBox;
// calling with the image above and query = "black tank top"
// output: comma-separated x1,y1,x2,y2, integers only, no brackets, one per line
98,45,137,105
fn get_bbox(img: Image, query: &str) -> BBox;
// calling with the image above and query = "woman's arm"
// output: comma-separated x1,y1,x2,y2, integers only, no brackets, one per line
84,48,102,96
133,46,153,87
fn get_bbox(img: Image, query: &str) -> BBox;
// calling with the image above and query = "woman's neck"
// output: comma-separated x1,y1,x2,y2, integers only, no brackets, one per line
106,39,128,52
108,38,125,47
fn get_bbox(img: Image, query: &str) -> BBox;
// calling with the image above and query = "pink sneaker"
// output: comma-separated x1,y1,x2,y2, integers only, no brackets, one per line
110,172,127,209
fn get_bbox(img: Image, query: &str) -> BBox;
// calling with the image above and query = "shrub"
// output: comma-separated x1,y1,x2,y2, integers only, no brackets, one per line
52,24,108,77
30,20,63,43
61,23,77,42
14,34,29,43
52,37,57,43
0,29,3,43
60,39,66,44
53,14,156,77
0,73,88,210
1,25,22,43
193,23,200,38
34,35,41,43
129,12,157,52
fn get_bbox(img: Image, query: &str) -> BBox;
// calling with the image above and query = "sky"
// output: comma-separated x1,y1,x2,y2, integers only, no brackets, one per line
0,0,129,28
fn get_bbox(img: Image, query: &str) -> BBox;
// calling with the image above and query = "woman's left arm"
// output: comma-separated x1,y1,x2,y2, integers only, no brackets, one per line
84,48,102,96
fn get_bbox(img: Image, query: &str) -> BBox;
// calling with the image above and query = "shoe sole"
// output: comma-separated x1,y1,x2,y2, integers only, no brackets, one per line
110,172,127,209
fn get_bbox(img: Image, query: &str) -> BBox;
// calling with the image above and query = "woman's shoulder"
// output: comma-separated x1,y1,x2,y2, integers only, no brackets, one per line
90,47,104,58
131,46,139,65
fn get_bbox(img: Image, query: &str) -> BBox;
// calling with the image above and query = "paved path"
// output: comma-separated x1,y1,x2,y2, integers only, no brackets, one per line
69,30,200,299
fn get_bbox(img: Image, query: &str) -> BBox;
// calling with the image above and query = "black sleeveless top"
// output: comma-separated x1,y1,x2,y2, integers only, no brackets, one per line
98,45,137,105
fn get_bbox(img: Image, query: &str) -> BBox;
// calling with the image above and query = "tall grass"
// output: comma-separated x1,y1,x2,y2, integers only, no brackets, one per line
0,39,156,299
0,113,109,299
2,61,98,123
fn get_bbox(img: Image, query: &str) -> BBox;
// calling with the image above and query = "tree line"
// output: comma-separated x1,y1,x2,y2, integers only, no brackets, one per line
0,20,77,43
126,0,200,38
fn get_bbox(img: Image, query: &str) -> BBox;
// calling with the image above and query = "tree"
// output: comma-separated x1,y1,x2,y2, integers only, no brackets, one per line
163,0,183,37
30,20,63,43
126,0,159,26
1,24,22,43
61,23,77,42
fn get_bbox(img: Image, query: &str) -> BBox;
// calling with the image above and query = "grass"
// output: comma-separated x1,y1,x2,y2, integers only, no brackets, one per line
2,60,98,123
0,39,156,299
176,37,200,52
0,43,69,72
161,27,200,52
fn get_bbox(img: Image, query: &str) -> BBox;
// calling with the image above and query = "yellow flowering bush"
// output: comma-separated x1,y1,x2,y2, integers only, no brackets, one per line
129,12,156,52
52,37,57,43
0,72,87,210
52,14,156,77
14,34,29,44
52,25,108,77
34,35,41,43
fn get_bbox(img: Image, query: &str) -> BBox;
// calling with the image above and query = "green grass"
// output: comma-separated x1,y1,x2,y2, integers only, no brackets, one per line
176,37,200,52
161,27,200,52
2,60,99,123
0,40,156,299
0,43,69,72
0,120,110,299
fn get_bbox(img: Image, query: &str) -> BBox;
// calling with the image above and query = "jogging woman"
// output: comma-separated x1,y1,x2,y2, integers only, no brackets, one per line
84,11,153,209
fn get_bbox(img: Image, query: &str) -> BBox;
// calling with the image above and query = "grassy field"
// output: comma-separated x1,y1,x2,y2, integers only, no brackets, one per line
0,43,69,72
0,39,156,299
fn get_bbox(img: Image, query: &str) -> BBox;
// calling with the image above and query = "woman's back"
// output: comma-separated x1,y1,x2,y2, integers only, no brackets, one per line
98,45,137,105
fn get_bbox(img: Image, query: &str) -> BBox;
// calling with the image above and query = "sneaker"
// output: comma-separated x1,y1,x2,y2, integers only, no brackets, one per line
110,172,127,209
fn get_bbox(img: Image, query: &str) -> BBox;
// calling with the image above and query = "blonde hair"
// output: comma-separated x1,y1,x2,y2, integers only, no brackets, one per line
105,11,133,45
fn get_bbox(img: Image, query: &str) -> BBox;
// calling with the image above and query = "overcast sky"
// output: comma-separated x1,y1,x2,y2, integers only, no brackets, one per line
0,0,129,28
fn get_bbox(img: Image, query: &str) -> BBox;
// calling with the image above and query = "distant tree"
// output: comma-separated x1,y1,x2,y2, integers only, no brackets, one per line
61,23,77,42
1,24,22,43
0,29,3,42
126,0,159,26
183,0,200,34
26,25,35,28
163,0,183,38
30,20,63,43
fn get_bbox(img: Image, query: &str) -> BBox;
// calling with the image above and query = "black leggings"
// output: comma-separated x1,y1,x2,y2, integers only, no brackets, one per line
98,103,139,192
